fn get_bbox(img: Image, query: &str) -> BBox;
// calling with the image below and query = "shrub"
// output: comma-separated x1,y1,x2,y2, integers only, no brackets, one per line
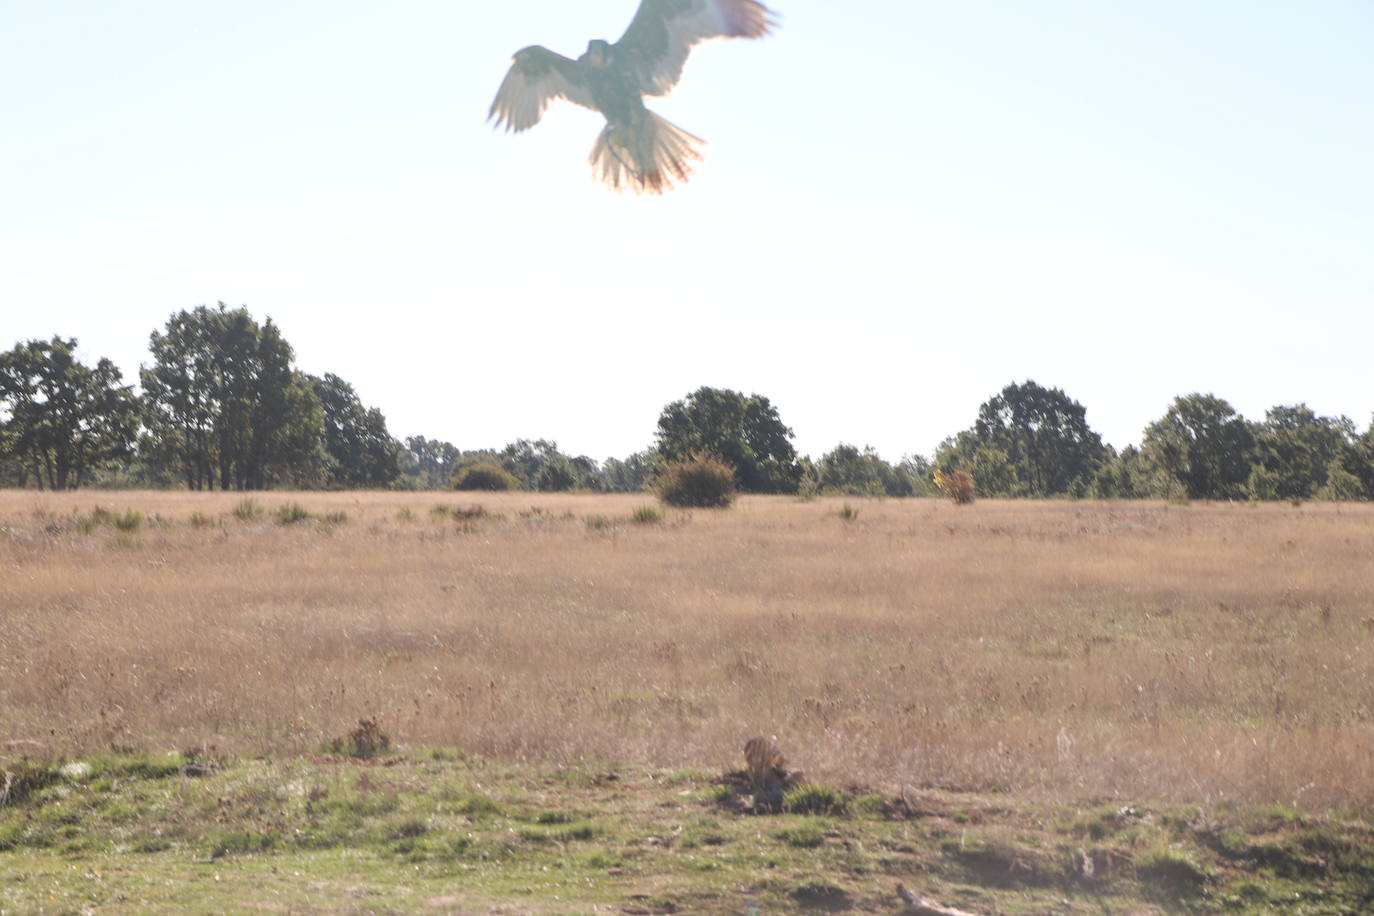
655,453,736,509
837,503,859,522
327,718,391,759
933,469,976,505
452,463,520,492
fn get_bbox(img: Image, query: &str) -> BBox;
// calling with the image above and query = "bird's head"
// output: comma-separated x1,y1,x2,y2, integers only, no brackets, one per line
585,39,611,68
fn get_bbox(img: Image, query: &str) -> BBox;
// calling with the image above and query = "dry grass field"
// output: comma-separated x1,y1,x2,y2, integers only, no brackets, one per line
3,491,1373,811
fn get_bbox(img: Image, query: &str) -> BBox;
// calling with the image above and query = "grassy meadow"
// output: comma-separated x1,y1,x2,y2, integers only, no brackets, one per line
3,491,1374,912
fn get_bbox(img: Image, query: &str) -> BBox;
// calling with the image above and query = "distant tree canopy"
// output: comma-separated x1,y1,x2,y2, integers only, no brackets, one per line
309,373,401,488
401,436,461,490
937,381,1107,497
1141,393,1256,500
816,444,930,497
602,450,658,493
495,439,606,492
5,317,1374,501
0,337,140,490
655,387,801,493
1247,404,1355,501
141,304,326,490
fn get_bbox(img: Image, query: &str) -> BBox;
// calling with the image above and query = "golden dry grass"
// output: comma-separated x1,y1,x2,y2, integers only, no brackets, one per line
2,491,1372,810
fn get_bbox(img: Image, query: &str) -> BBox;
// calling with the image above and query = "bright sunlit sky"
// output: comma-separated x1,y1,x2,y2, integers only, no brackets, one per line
3,1,1372,462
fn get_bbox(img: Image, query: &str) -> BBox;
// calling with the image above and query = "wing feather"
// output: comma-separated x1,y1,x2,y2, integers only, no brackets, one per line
489,46,597,132
615,0,776,97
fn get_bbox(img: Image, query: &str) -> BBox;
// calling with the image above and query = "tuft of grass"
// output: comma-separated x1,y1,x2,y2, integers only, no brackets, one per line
784,784,849,816
630,505,663,525
231,498,262,521
188,511,215,528
275,503,312,525
837,503,860,522
108,508,143,532
585,514,613,532
82,506,143,532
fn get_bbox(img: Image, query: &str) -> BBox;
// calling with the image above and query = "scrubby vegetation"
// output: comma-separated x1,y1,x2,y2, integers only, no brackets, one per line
451,462,520,492
654,452,736,508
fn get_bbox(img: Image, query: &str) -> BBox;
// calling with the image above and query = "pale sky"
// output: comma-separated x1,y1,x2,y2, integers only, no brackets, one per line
3,1,1372,462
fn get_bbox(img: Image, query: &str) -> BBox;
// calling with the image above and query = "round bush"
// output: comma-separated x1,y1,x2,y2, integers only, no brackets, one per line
452,463,520,491
655,453,736,508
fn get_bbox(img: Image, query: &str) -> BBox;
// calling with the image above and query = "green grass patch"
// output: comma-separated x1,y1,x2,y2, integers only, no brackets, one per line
3,754,1373,913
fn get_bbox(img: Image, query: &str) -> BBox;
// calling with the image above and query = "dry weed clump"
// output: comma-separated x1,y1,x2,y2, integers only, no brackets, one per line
933,469,976,504
1,491,1372,811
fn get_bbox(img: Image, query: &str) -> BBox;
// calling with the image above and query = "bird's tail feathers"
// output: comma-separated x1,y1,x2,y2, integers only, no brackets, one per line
590,112,704,195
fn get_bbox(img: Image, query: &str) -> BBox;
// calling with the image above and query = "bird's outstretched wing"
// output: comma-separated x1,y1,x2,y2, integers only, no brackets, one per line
615,0,775,97
489,46,597,132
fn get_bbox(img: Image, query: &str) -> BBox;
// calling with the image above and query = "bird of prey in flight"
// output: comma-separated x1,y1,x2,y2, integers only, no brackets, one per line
489,0,777,194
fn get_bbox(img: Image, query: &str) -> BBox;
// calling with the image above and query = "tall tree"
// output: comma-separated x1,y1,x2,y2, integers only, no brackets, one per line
1141,393,1255,500
141,304,324,490
967,381,1107,496
0,337,140,490
655,387,801,493
309,374,401,488
1089,445,1158,499
1247,404,1355,500
602,450,657,493
401,436,461,489
1340,418,1374,499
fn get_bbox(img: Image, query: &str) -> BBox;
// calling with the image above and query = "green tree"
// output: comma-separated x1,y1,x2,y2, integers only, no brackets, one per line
655,387,801,493
309,374,401,488
817,444,918,496
0,337,140,490
1141,393,1255,500
499,439,561,489
1341,418,1374,499
896,454,937,497
496,439,602,491
141,304,325,490
933,433,1018,497
958,381,1108,496
400,436,461,489
535,453,579,491
1089,445,1158,499
602,450,657,492
1248,404,1355,500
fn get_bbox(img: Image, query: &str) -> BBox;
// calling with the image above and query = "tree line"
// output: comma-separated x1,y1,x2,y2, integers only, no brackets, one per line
3,304,1373,501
